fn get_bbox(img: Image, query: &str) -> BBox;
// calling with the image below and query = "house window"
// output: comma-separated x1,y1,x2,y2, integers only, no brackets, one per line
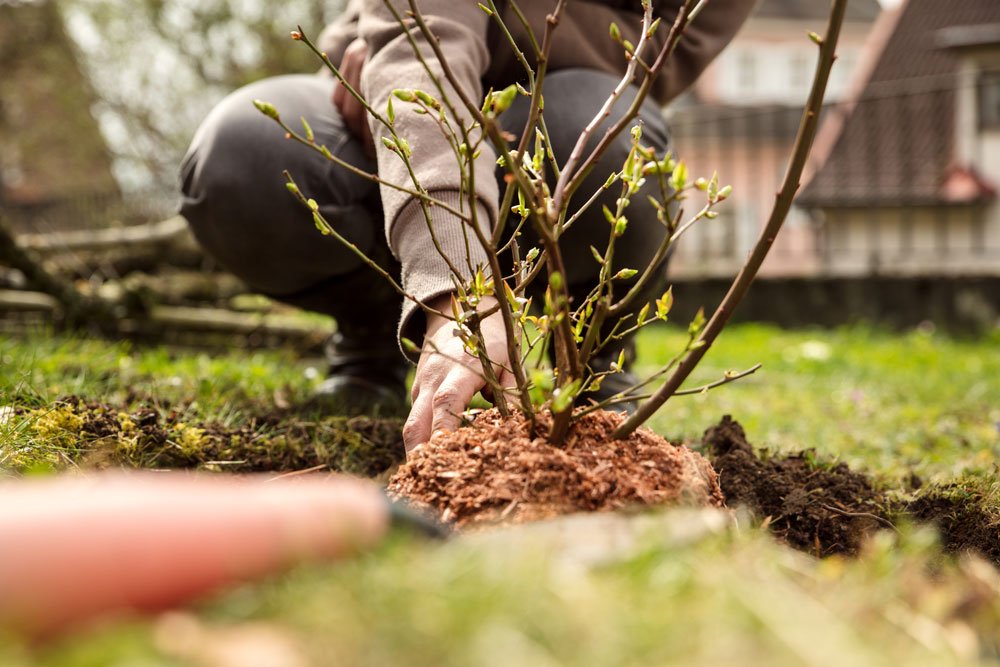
979,71,1000,129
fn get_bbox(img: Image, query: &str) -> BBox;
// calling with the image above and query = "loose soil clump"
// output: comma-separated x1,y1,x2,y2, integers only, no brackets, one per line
706,415,892,557
704,415,1000,564
387,409,725,528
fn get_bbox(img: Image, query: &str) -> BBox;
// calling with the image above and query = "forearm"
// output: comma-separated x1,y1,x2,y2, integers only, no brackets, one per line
358,0,499,355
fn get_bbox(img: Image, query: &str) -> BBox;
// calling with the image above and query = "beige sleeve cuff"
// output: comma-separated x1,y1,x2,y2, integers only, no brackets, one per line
391,191,493,363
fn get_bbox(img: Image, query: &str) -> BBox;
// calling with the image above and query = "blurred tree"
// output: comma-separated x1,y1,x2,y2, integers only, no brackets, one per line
0,0,117,205
57,0,344,190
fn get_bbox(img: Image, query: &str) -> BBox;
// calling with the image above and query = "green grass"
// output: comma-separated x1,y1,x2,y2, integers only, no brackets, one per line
1,323,999,665
638,323,1000,485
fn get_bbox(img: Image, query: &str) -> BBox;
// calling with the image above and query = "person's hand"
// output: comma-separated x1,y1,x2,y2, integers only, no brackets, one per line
332,38,374,156
404,294,516,454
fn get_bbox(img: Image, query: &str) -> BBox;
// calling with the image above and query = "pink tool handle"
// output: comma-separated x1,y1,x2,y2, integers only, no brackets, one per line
0,473,390,638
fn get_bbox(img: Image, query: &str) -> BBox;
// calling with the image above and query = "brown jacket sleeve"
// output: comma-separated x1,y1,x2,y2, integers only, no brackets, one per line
357,0,496,359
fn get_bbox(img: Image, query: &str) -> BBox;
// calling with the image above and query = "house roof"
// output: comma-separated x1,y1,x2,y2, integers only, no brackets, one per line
754,0,881,23
799,0,1000,209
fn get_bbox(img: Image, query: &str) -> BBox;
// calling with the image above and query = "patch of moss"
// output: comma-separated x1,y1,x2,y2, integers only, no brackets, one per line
2,398,405,477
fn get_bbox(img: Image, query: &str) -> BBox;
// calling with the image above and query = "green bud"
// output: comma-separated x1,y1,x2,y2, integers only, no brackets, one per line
549,271,564,291
253,99,280,120
392,89,417,102
490,84,518,115
637,302,650,325
301,116,314,142
614,268,638,280
671,160,688,191
609,22,621,42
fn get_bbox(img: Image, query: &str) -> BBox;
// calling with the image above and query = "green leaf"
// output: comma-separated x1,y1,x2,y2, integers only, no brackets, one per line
637,303,650,325
590,246,605,265
312,212,331,235
647,17,661,38
550,379,581,413
655,286,674,320
671,160,688,191
401,337,419,353
490,84,518,115
688,307,706,336
386,97,395,124
603,205,616,225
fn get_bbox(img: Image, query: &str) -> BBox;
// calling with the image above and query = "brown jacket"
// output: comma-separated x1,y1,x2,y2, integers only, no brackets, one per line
318,0,758,351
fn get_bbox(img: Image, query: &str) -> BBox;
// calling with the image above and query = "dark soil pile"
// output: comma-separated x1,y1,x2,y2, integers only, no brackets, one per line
387,409,725,528
705,416,892,557
704,415,1000,565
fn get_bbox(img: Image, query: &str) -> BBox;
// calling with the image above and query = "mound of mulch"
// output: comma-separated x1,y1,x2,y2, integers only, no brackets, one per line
387,409,725,528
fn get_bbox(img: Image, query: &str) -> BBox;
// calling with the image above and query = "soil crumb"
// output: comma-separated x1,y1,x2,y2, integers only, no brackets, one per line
387,409,724,528
706,415,890,557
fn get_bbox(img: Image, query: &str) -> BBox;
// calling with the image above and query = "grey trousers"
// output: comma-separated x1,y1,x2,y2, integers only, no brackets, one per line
180,69,671,354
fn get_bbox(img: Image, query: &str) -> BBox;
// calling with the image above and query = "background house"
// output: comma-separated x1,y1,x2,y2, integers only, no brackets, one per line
799,0,1000,278
666,0,882,278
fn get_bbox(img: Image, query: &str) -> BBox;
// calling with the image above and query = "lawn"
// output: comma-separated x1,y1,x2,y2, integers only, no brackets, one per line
1,323,998,666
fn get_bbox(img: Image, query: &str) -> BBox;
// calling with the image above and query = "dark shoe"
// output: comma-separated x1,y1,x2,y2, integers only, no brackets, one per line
312,331,409,416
